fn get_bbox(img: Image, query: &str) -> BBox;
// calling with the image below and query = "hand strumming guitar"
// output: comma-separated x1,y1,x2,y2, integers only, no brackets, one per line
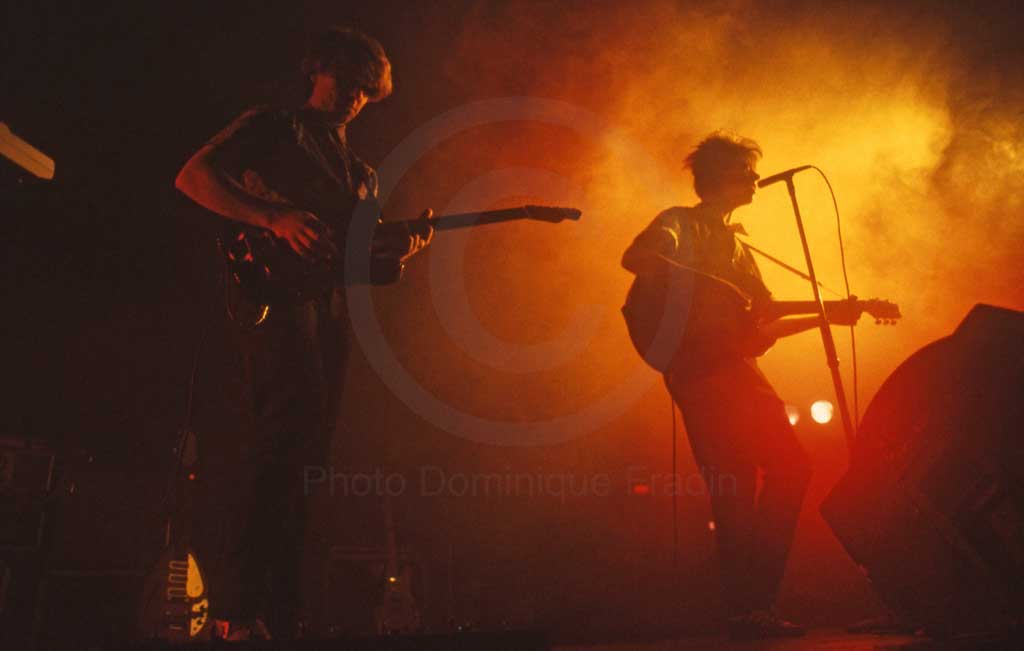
267,206,339,261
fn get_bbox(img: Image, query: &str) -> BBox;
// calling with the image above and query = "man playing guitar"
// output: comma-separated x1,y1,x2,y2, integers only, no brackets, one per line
174,26,432,640
622,133,863,639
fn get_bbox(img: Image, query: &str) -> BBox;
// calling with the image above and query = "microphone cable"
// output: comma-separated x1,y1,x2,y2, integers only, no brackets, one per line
671,391,678,573
810,166,859,431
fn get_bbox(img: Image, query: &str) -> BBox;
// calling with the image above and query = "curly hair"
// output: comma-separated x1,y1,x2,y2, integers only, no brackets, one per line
301,27,393,101
684,132,762,200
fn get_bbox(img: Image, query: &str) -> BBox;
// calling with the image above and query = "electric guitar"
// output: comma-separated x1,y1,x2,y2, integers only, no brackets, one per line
374,495,421,634
623,268,901,373
138,430,210,641
220,198,582,306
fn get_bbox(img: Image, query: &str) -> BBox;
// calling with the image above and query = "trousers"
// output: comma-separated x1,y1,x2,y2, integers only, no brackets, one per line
665,359,812,617
211,287,349,634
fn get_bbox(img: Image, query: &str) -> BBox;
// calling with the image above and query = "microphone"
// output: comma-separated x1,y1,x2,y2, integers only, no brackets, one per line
756,165,813,189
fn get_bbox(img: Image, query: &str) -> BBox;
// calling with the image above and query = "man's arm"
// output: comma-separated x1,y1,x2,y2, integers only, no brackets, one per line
757,305,863,344
622,224,678,275
175,144,281,230
174,112,334,259
759,316,821,341
175,146,334,259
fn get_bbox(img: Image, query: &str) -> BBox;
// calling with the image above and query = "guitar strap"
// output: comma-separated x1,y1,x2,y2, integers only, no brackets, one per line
738,239,844,298
655,253,753,307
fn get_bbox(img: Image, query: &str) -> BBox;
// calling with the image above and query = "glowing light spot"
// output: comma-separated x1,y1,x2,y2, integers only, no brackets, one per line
785,404,800,426
811,400,834,424
388,576,398,584
707,521,716,532
632,483,651,496
187,472,196,481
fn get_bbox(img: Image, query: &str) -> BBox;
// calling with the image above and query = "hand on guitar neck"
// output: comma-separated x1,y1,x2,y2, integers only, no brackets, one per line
756,296,898,341
373,208,435,262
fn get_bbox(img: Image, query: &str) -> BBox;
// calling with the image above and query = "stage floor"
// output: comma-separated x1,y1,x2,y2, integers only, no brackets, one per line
45,628,1023,651
555,629,1012,651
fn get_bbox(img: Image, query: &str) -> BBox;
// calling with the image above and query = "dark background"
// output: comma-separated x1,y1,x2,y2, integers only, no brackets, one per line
4,0,1023,643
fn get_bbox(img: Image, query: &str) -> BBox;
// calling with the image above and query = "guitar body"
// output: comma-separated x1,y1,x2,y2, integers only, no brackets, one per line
622,272,754,373
375,496,421,635
622,274,690,373
138,545,211,642
375,577,421,635
219,198,403,307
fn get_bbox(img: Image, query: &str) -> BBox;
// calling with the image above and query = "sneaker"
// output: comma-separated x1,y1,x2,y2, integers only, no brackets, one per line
728,609,805,640
211,618,272,641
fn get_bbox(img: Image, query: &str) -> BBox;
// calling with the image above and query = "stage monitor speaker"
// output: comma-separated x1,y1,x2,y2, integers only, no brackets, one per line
0,438,54,549
0,550,44,650
821,304,1024,635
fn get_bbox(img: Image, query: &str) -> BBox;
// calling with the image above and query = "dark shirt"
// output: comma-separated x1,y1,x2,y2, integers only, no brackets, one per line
623,205,779,398
207,105,378,227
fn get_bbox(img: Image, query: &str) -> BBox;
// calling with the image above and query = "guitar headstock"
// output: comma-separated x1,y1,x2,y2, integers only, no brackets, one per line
523,206,582,223
858,298,902,324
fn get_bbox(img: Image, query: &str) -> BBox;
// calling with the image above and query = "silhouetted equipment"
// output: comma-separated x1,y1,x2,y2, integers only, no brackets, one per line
0,438,56,650
325,544,423,636
138,429,210,641
112,630,550,650
0,122,55,180
822,304,1024,635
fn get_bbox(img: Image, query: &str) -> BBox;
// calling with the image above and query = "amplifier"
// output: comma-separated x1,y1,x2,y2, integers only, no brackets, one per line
0,438,54,550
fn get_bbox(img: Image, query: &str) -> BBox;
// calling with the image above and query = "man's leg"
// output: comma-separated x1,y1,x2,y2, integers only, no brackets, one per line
276,289,350,637
702,460,759,618
668,375,760,618
214,298,327,632
747,397,812,612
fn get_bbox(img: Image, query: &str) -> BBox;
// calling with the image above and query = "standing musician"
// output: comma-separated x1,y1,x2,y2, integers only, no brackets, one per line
174,27,432,640
621,133,860,639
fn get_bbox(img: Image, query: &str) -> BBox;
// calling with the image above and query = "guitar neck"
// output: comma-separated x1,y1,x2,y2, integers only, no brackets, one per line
395,205,580,231
765,299,845,320
426,207,532,231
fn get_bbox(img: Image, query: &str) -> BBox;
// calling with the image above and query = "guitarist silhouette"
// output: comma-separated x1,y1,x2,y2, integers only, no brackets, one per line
621,133,875,640
173,27,432,639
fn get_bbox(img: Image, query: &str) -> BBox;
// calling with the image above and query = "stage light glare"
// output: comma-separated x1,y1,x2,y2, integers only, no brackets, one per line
708,520,716,532
811,400,834,424
785,404,800,425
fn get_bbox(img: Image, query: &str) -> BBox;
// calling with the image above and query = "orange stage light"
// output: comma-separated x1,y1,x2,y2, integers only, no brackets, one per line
810,400,834,424
785,404,800,426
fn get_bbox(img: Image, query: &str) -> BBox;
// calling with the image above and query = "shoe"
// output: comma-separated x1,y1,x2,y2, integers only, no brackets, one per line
846,613,915,634
211,618,273,641
728,609,805,640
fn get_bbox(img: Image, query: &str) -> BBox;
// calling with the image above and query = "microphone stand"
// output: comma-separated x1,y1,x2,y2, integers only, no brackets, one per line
780,177,857,456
